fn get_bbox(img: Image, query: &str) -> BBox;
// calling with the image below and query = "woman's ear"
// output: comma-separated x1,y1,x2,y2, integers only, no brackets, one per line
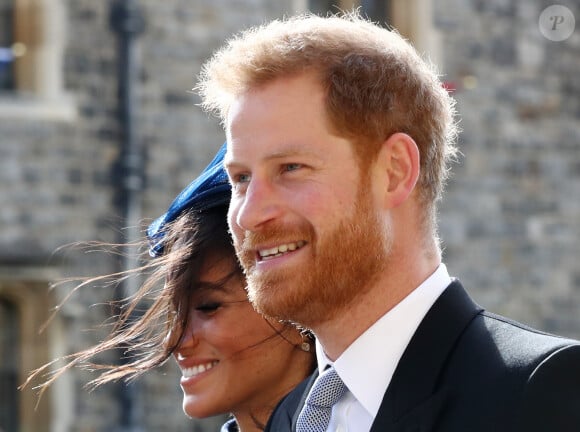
376,132,420,208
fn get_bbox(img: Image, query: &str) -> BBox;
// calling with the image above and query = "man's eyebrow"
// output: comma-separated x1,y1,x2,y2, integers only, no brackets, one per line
223,159,244,172
224,146,322,169
263,147,321,161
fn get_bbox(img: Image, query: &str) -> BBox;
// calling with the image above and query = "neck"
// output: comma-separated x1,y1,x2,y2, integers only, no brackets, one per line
312,245,440,361
232,346,314,431
233,411,266,432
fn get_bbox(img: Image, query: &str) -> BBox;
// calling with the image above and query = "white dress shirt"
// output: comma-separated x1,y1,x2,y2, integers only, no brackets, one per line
314,263,452,432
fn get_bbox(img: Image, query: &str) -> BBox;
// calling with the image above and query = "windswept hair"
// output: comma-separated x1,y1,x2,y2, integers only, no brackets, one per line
23,205,241,397
197,11,459,229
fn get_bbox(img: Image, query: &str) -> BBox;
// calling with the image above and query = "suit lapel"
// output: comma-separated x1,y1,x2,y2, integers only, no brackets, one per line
373,387,449,432
370,281,482,432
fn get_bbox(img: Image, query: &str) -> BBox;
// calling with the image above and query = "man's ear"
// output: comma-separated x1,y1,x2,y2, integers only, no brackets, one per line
376,132,420,208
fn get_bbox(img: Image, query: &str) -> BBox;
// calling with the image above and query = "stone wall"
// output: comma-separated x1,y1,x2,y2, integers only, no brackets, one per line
1,0,579,430
435,0,580,338
1,1,299,431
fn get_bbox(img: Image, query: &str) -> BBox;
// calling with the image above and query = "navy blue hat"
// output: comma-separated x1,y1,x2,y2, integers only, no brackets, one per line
147,142,230,257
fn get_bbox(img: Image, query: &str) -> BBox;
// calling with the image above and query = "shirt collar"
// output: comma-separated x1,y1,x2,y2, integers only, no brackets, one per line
315,263,452,418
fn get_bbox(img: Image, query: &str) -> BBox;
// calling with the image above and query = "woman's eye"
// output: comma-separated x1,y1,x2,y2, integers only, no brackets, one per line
195,303,221,314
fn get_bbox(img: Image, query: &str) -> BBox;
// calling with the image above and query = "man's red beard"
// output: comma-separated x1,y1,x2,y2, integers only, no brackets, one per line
235,180,391,329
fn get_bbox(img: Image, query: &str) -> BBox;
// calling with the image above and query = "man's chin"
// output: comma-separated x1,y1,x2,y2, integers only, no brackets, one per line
248,286,317,328
247,278,296,317
246,282,284,317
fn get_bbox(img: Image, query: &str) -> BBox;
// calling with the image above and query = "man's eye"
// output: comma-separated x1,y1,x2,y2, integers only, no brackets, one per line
284,163,302,172
236,173,251,183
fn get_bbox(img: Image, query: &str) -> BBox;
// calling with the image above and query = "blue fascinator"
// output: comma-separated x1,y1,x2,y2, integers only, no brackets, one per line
147,142,230,257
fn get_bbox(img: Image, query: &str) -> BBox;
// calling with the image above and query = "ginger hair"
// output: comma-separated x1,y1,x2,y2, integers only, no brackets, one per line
197,12,459,231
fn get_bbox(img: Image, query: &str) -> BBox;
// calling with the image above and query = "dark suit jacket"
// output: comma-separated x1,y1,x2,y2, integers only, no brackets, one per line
265,281,580,431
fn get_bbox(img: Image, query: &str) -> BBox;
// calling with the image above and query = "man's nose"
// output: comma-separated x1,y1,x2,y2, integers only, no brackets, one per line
234,177,283,232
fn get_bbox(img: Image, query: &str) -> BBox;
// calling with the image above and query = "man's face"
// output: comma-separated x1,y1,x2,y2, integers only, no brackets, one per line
225,73,390,327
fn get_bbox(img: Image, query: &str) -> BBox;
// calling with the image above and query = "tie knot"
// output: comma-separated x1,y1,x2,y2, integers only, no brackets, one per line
296,367,347,432
307,367,347,409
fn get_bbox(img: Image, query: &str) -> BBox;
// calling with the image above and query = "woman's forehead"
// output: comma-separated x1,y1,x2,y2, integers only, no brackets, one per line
199,251,237,281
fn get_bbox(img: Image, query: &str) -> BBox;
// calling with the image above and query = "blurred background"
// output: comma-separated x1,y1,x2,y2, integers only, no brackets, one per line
0,0,579,431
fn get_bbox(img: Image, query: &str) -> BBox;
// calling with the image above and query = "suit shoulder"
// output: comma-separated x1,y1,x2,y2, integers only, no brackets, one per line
439,310,580,430
527,343,580,381
514,344,580,431
474,310,579,363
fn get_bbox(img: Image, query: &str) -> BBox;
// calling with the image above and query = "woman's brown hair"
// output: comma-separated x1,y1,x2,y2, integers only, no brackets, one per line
23,205,243,396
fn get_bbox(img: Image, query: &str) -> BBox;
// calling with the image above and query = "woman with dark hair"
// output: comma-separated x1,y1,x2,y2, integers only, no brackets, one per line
159,204,314,431
24,143,315,432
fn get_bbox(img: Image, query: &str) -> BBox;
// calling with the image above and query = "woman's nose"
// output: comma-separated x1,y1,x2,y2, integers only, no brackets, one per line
174,320,200,353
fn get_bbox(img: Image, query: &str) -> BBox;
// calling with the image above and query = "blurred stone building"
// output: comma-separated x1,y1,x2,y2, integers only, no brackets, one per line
0,0,578,431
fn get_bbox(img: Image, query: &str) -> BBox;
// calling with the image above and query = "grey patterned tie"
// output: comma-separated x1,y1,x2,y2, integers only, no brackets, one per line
296,367,347,432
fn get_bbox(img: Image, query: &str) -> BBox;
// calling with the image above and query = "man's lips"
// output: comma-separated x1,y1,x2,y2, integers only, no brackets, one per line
257,240,307,261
